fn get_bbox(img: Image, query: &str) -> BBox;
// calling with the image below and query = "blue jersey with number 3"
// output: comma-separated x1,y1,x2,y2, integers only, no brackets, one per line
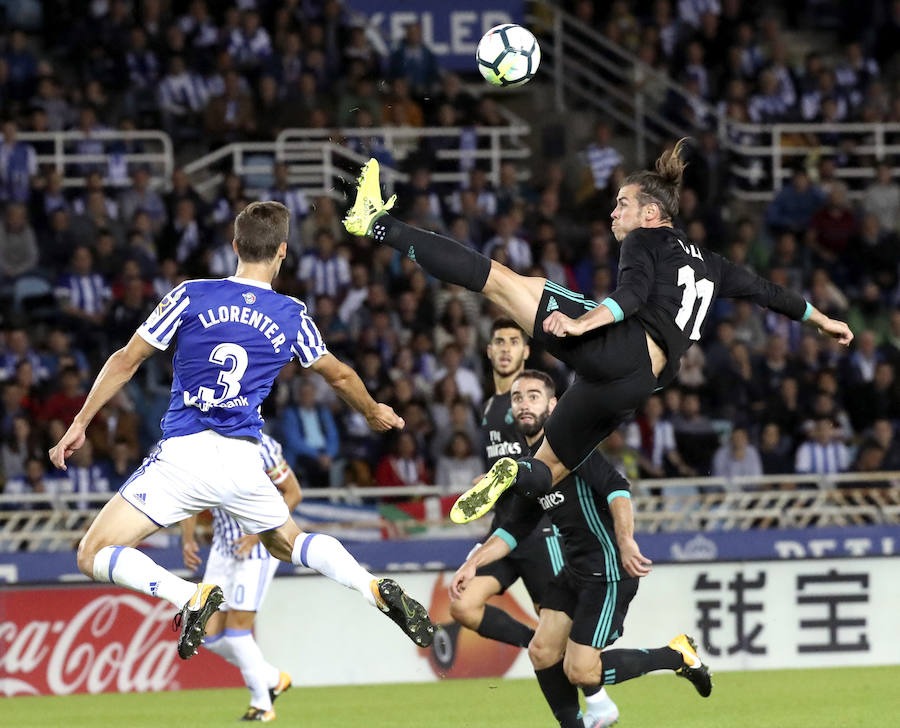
137,276,327,440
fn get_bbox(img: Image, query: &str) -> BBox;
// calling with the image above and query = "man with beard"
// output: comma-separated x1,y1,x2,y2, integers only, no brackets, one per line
449,322,619,727
452,370,711,728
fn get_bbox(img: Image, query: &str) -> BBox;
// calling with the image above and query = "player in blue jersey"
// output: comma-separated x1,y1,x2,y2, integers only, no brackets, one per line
181,434,299,722
49,201,435,661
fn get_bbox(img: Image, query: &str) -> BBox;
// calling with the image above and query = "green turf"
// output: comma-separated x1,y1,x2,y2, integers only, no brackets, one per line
6,666,900,727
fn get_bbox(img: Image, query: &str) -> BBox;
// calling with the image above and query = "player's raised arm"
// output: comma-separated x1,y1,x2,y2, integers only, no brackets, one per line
48,333,156,470
308,352,404,432
715,254,853,346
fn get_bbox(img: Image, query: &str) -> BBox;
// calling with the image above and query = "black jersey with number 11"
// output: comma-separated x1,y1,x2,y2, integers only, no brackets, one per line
606,226,808,385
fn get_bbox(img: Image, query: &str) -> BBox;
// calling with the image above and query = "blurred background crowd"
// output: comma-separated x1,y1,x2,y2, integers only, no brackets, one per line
1,0,900,508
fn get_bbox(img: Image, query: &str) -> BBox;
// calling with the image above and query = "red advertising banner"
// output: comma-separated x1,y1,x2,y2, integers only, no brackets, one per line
0,585,242,696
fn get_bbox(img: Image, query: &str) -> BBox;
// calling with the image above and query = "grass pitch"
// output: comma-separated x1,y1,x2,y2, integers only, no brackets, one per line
6,666,899,727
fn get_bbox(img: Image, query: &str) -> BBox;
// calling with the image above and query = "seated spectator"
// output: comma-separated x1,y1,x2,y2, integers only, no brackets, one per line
430,398,479,463
795,417,850,475
3,457,66,510
867,419,900,470
61,438,113,510
855,216,899,293
0,203,39,279
375,431,429,487
227,9,273,72
625,395,692,477
483,215,532,273
297,230,351,300
600,427,640,482
157,55,210,139
808,183,857,265
389,22,440,96
0,327,48,383
847,283,893,342
55,246,111,334
119,167,168,234
107,437,140,489
754,334,795,397
848,361,900,429
433,342,482,405
581,121,624,197
671,391,719,475
39,367,85,426
0,414,40,481
861,162,900,232
281,380,342,487
765,168,825,236
161,198,206,270
0,120,38,204
712,426,763,485
382,77,423,127
204,70,256,145
108,276,150,349
434,432,483,488
758,422,794,475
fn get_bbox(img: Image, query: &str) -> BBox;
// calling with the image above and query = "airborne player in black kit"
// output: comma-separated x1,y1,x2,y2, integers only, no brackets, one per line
341,142,853,520
449,319,619,727
451,370,711,728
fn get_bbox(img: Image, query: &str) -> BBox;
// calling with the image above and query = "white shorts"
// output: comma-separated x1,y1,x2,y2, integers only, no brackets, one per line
202,546,280,612
119,430,290,534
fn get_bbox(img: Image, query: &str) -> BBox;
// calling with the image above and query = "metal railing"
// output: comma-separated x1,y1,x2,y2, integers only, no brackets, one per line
528,0,720,162
183,124,531,200
17,130,174,187
531,0,900,201
2,472,897,551
725,121,900,201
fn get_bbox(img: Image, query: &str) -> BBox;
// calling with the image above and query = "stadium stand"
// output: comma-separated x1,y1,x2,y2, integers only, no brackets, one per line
1,0,899,548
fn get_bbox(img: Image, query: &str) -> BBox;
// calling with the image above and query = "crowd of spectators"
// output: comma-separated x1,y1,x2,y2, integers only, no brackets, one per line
1,0,900,513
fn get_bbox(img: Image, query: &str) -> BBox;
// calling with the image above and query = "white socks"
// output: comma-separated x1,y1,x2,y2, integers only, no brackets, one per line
92,545,196,608
584,687,611,705
205,630,280,711
291,533,377,606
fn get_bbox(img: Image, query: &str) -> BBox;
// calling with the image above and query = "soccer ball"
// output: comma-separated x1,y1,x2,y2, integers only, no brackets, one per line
475,24,541,88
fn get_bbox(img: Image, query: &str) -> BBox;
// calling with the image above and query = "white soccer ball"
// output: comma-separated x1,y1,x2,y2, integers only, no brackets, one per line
475,24,541,88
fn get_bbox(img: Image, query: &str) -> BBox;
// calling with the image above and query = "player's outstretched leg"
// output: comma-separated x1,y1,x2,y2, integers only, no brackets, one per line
450,457,519,523
587,635,712,698
80,495,223,660
261,524,435,647
344,159,545,335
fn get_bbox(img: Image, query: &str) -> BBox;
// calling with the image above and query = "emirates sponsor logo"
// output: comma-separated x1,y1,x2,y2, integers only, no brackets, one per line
0,594,180,696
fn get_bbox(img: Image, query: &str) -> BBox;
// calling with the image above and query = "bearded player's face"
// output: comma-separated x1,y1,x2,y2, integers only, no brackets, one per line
610,184,645,242
511,377,553,437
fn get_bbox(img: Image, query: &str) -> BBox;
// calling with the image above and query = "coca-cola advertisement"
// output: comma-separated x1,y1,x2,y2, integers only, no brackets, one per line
0,585,242,696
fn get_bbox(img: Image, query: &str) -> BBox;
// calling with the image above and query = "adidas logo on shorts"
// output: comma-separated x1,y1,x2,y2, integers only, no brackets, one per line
546,296,559,312
135,492,147,503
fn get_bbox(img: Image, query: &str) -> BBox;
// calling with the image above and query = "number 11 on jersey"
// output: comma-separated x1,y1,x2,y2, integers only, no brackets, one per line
674,265,714,341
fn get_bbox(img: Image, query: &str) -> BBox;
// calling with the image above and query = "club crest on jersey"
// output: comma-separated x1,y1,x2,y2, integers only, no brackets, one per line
242,291,257,304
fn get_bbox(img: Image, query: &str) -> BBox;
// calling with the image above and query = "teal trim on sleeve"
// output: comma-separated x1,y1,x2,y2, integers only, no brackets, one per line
493,528,518,550
601,297,624,322
802,301,813,321
606,489,631,504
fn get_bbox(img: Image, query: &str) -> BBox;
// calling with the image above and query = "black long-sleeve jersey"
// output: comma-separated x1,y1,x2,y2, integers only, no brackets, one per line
494,443,632,582
481,390,532,534
605,226,808,386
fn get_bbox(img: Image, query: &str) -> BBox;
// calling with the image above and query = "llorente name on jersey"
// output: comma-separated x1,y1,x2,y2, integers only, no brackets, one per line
198,306,287,352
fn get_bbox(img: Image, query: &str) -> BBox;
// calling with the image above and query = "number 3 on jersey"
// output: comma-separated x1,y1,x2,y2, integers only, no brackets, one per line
197,343,249,403
674,265,714,341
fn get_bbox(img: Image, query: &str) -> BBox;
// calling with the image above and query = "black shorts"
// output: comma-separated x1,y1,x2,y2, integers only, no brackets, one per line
476,522,564,605
542,567,639,649
532,281,658,469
